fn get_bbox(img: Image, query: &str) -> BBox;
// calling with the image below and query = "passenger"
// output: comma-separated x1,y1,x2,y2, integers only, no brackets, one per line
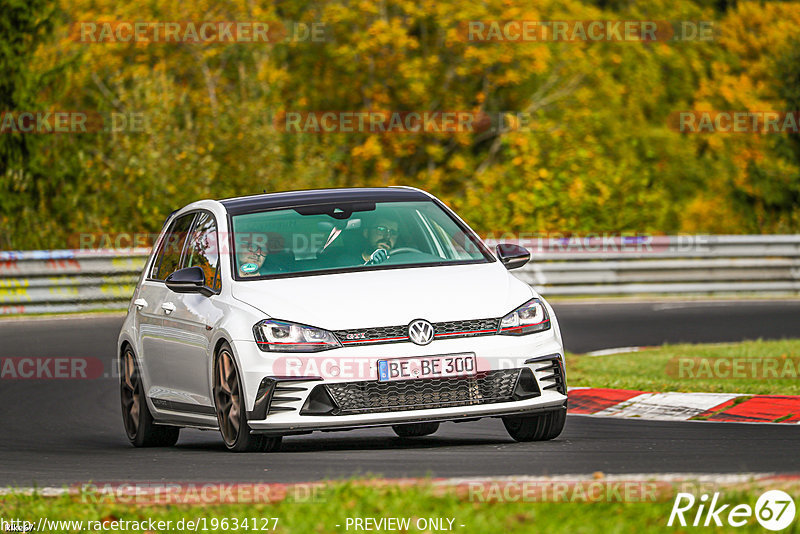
236,238,267,277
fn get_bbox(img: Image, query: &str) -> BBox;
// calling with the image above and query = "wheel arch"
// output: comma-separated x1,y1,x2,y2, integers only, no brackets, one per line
119,340,133,375
209,335,250,405
212,337,230,357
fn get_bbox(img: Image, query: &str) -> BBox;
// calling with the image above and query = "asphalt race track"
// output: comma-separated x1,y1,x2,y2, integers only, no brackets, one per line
1,300,799,486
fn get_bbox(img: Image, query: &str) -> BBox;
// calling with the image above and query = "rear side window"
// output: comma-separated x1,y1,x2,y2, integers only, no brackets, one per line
150,213,196,280
185,212,221,292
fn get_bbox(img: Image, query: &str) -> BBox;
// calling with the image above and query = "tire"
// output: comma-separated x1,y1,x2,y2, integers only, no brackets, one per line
120,346,180,447
502,408,566,442
391,422,440,437
213,342,282,452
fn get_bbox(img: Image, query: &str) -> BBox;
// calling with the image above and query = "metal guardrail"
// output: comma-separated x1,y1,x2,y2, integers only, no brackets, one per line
1,235,799,315
0,249,148,315
492,235,800,296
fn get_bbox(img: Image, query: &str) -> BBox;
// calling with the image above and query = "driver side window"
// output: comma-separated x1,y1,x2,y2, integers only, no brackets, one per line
150,213,196,281
184,212,221,292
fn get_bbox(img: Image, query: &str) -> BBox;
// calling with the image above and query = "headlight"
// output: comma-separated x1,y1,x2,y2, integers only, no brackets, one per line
253,319,341,352
498,298,551,335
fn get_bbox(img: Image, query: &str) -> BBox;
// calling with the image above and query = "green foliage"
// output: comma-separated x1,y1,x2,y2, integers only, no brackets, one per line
2,0,800,249
0,0,57,249
0,0,54,164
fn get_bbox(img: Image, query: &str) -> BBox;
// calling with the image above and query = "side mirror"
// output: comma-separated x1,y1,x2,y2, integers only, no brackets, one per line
496,243,530,270
165,266,213,296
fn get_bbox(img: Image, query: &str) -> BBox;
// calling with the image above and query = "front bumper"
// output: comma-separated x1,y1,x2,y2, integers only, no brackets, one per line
231,329,567,435
250,394,567,435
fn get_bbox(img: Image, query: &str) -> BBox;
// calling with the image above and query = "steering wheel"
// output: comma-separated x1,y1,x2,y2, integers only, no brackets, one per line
389,247,424,256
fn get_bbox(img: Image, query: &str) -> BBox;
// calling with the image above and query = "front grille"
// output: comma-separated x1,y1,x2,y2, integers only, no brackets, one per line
322,369,522,415
334,325,407,345
334,318,500,346
434,318,499,337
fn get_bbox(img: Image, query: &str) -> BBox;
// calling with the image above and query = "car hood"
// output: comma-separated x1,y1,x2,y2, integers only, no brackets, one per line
231,262,534,330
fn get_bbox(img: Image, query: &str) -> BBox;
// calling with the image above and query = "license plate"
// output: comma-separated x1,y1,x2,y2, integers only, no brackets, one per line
377,353,477,382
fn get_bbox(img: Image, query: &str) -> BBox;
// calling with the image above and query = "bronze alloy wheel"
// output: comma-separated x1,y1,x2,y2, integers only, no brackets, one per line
214,348,242,447
121,348,141,439
212,343,282,452
120,346,180,447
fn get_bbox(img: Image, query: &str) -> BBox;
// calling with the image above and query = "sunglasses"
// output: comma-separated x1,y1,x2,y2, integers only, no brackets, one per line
373,225,399,238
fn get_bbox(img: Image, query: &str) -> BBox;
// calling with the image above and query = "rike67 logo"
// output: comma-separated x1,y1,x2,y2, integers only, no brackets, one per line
668,490,796,531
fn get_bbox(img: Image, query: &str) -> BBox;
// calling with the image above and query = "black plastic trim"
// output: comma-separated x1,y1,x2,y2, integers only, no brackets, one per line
526,353,568,395
250,402,568,436
247,376,322,421
150,398,215,415
300,385,340,416
247,377,277,420
220,187,430,215
512,367,541,400
524,353,563,364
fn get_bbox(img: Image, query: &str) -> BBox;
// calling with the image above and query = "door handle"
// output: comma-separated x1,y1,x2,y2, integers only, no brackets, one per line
161,302,176,314
133,298,147,310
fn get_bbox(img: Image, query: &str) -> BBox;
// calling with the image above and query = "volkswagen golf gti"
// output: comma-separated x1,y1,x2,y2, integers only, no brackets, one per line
118,187,568,451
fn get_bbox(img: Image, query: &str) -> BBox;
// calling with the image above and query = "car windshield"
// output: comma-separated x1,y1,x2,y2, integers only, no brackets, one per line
230,200,491,278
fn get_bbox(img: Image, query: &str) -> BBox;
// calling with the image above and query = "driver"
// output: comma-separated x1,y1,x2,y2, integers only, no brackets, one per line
362,216,400,265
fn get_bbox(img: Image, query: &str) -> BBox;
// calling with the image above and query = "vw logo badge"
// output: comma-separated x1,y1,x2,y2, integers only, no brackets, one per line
408,319,434,346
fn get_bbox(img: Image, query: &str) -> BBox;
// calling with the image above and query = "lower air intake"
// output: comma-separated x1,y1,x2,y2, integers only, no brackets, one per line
320,369,524,416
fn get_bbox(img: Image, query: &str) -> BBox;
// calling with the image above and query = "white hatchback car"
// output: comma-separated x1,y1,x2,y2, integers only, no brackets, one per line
118,187,567,452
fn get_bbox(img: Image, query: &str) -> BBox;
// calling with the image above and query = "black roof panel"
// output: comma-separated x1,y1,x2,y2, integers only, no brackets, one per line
220,187,430,215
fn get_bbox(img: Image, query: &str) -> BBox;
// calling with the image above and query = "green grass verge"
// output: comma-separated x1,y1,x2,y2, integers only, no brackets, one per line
566,339,800,395
1,481,797,533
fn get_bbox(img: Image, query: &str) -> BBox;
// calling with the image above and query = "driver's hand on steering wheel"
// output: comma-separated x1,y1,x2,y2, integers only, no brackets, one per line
365,248,389,265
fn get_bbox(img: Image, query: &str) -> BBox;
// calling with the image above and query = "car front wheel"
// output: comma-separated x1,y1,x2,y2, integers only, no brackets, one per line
213,343,282,452
120,347,180,447
502,408,566,442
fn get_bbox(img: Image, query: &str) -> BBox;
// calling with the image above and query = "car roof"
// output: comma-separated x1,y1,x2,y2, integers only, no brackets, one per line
219,187,431,215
